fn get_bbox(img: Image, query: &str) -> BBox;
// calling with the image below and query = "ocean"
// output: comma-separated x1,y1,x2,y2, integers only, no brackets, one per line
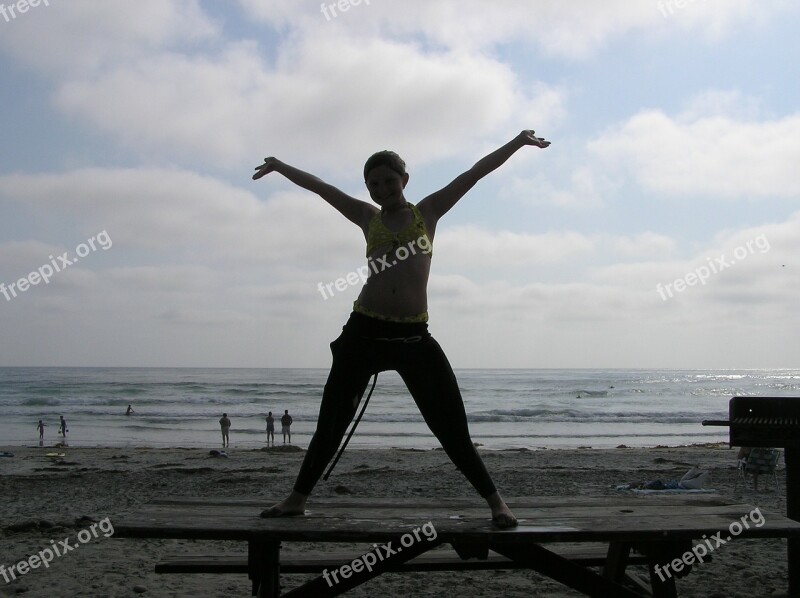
1,367,798,450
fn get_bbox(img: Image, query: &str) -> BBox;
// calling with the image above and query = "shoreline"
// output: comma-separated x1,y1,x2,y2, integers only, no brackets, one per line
0,427,730,451
1,440,732,450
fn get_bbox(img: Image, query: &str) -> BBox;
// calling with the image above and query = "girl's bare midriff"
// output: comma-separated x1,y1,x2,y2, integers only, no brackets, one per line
356,248,431,317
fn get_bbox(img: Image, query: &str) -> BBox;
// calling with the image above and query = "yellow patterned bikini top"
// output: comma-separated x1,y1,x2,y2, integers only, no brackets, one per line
365,203,433,258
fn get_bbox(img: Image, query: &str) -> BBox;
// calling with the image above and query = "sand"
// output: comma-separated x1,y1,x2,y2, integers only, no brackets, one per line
0,443,790,597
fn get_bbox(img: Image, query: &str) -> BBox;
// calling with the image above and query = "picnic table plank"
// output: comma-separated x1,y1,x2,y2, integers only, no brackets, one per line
115,499,800,544
113,496,800,598
154,544,652,574
119,502,774,522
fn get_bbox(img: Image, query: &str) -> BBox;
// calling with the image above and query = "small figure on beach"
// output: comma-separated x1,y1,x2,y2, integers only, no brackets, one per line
37,419,46,440
623,466,711,491
219,413,231,448
59,415,67,438
253,129,549,528
281,410,293,444
126,404,135,416
266,412,275,446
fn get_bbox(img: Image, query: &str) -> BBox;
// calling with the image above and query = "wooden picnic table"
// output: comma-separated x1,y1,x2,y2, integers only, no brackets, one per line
113,495,800,597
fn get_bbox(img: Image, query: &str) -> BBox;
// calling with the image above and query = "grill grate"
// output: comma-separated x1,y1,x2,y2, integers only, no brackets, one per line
703,397,800,448
733,416,800,427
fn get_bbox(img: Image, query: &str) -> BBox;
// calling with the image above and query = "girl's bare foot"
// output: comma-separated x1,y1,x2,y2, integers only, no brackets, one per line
260,491,307,518
486,491,517,529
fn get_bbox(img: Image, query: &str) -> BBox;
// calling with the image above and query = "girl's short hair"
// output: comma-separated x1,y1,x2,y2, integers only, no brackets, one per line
364,150,406,180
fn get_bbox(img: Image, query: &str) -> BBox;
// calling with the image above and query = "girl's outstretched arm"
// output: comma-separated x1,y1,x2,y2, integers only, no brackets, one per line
418,130,550,221
253,157,375,228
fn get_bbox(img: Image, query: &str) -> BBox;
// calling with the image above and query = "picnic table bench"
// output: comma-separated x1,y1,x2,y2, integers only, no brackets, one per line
113,496,800,597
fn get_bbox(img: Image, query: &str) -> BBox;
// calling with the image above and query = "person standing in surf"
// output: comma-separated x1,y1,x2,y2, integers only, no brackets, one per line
281,410,293,444
266,411,275,446
252,129,550,528
219,413,231,448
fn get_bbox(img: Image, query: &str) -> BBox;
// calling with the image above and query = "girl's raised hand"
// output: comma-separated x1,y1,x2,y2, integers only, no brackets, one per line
519,130,550,148
253,157,281,180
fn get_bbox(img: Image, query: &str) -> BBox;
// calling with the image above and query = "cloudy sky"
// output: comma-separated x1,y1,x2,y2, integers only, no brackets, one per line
1,0,798,369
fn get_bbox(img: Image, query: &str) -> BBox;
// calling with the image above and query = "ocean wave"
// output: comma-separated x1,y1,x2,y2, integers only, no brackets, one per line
0,367,793,449
21,397,62,406
469,408,582,421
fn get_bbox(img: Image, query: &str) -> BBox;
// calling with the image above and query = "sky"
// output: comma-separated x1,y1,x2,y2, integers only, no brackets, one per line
0,0,798,369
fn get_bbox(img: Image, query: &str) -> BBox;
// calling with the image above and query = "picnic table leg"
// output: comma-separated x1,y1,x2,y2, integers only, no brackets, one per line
786,447,800,596
250,540,281,598
638,542,680,598
647,563,676,598
602,541,631,581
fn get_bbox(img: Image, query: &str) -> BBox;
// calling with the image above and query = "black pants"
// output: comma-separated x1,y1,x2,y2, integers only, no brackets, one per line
293,312,497,498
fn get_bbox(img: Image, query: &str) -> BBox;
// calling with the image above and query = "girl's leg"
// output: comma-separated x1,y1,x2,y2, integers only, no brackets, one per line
262,335,374,517
397,337,517,527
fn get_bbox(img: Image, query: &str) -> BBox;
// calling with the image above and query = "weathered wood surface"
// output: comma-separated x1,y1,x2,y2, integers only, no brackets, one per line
114,496,800,544
155,544,650,574
113,496,800,598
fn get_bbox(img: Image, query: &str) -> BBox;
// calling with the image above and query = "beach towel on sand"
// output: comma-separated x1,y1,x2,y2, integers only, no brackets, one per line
616,466,714,493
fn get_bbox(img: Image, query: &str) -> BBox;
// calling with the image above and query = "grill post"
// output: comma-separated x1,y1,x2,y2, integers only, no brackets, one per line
703,396,800,595
787,447,800,595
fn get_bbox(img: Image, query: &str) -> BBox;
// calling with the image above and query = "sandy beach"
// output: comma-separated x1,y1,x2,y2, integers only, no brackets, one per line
0,443,790,597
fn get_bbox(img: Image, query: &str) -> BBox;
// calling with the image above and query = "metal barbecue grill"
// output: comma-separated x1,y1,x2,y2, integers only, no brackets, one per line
703,396,800,593
704,396,800,447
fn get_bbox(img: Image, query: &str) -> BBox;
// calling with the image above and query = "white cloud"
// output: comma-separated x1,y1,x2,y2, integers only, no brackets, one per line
0,240,57,271
51,34,564,173
435,227,595,273
2,164,429,295
237,0,794,57
499,165,608,209
425,217,798,367
588,97,800,199
592,213,800,310
606,232,677,258
678,90,764,122
1,167,796,367
0,0,217,74
653,0,793,39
